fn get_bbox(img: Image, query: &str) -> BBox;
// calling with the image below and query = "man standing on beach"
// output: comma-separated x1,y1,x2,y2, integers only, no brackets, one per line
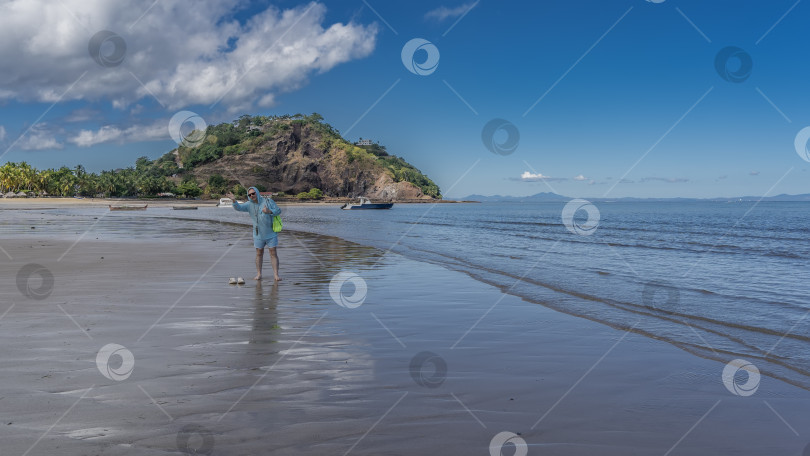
233,186,282,281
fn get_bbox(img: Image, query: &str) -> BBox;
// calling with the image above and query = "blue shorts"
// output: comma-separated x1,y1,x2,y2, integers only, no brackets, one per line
254,236,278,249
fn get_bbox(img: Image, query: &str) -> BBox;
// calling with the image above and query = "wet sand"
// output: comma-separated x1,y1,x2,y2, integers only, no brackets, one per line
2,210,810,455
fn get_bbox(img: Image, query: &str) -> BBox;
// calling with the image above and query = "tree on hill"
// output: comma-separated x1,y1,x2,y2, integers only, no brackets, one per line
207,173,227,194
296,188,324,200
177,177,202,198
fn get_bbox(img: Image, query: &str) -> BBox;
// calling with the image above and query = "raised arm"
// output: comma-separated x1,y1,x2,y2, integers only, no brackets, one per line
232,200,250,212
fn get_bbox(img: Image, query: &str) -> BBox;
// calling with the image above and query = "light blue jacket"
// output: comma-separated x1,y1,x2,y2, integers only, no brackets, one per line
233,186,282,240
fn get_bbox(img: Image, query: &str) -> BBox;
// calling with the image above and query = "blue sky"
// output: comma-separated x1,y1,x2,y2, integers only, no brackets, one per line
1,0,808,198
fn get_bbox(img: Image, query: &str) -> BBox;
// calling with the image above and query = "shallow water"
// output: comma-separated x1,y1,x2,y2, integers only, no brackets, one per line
5,201,810,389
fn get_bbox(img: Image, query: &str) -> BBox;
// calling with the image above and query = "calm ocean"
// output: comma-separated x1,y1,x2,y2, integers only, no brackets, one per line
9,201,810,389
274,201,810,389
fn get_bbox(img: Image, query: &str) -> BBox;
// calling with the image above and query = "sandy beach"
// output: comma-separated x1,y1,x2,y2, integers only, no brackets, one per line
0,197,468,210
2,205,810,455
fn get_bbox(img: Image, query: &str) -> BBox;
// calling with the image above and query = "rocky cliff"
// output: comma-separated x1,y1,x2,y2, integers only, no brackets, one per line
166,114,440,200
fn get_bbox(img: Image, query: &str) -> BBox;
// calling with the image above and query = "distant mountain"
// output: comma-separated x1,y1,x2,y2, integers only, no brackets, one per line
457,192,810,202
460,192,569,202
716,193,810,202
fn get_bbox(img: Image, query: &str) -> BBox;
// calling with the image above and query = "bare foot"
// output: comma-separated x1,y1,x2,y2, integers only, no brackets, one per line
254,274,262,281
274,276,282,282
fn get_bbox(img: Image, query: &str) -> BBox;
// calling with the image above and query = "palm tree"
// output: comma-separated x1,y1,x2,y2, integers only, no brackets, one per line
17,162,36,192
0,162,13,192
99,171,115,197
37,169,54,195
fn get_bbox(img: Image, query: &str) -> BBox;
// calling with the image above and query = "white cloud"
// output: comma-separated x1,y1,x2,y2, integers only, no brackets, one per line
517,171,569,182
0,125,5,141
70,121,169,147
573,174,587,181
425,2,477,21
71,126,124,147
521,171,549,181
0,1,377,111
16,125,63,150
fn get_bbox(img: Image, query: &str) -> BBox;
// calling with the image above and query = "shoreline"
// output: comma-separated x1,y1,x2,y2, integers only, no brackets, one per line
0,197,478,209
3,208,810,454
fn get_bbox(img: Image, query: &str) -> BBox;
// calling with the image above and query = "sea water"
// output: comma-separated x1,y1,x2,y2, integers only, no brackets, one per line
257,201,810,389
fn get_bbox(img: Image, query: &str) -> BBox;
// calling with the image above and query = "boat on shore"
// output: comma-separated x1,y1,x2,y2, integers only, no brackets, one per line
340,197,394,210
218,198,233,207
109,205,147,211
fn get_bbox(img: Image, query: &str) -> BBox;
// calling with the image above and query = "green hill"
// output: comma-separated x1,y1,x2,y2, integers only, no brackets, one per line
162,113,441,200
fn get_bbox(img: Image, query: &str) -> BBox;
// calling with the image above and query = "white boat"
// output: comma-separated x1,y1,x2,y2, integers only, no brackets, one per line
217,197,233,207
340,197,394,210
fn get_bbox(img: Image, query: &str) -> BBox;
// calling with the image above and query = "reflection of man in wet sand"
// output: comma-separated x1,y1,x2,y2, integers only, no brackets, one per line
233,186,282,281
251,281,280,345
